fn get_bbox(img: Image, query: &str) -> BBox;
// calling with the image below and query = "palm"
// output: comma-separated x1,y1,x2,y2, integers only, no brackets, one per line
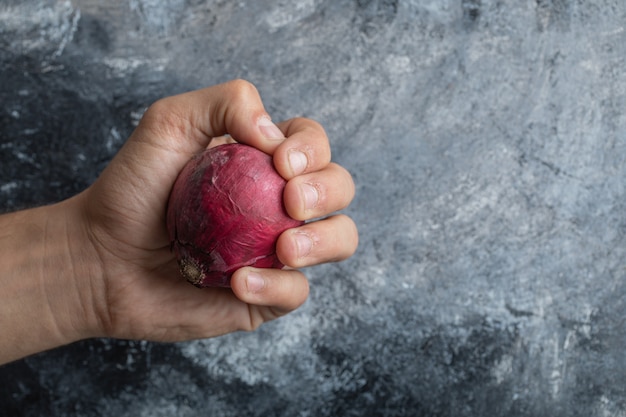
84,185,253,341
82,131,253,341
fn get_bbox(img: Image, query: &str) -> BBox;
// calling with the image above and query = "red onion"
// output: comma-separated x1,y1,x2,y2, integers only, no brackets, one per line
166,143,303,287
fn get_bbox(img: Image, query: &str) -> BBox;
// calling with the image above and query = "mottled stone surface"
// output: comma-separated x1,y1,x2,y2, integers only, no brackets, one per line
1,0,626,416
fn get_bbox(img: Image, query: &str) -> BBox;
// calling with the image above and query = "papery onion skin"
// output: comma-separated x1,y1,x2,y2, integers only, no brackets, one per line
166,143,304,287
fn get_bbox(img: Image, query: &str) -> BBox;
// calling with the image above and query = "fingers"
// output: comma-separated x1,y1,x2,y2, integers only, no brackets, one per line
230,267,310,330
283,162,355,221
272,118,331,179
276,214,358,269
271,118,357,268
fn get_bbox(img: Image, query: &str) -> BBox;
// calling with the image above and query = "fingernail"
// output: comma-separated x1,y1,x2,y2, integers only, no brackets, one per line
295,232,313,258
302,183,319,211
246,271,265,293
289,150,308,176
258,116,284,140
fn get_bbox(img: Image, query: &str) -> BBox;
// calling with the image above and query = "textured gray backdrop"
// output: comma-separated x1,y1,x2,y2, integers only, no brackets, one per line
1,0,625,416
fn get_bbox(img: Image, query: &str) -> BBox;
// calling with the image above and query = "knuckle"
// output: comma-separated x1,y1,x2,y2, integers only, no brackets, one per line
333,162,355,186
296,116,324,132
330,214,359,261
344,215,359,256
224,79,259,101
140,97,187,137
143,96,174,122
240,306,265,332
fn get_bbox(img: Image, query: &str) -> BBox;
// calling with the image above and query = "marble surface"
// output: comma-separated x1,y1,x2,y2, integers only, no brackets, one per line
1,0,626,415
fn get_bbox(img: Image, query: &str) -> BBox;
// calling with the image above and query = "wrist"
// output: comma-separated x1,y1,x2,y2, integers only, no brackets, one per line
43,195,106,342
0,195,104,364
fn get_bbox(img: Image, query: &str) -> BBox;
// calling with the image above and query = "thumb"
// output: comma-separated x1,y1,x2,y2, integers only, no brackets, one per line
88,80,284,236
201,80,286,153
137,79,285,162
96,80,285,217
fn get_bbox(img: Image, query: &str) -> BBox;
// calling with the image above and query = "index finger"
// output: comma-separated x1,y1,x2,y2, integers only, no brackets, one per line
272,117,332,180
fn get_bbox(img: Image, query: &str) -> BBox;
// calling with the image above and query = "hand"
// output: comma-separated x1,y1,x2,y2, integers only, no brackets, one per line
68,80,358,342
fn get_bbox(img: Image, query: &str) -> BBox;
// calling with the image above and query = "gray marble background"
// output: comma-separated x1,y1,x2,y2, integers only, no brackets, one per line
1,0,625,416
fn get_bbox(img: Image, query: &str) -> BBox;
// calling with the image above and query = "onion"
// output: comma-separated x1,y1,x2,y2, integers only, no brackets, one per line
166,143,304,287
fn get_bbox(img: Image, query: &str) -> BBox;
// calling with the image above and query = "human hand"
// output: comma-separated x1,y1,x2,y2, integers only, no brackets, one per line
68,80,358,342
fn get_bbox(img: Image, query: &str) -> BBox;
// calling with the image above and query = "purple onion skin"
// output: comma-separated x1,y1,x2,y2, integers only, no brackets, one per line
166,143,304,287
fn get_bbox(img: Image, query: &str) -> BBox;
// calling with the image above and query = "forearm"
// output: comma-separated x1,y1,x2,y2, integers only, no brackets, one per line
0,198,101,364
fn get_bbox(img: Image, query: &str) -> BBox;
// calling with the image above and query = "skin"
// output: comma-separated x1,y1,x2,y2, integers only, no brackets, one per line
0,80,358,365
